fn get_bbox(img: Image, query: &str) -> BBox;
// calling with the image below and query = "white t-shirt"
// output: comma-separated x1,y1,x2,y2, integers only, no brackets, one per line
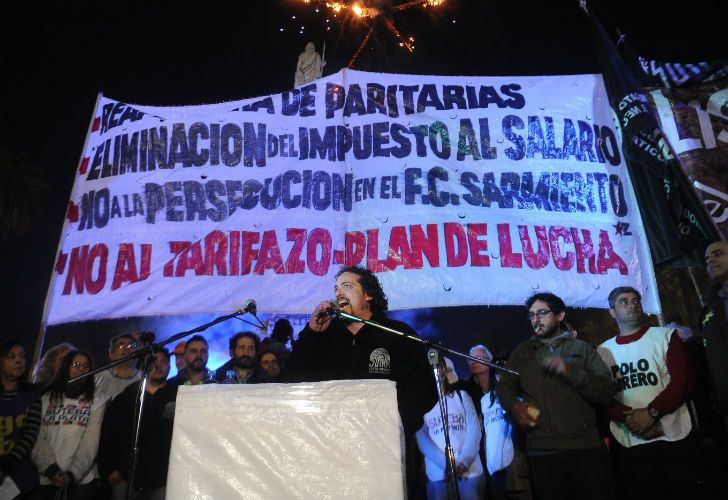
418,390,484,481
32,393,108,485
481,391,514,475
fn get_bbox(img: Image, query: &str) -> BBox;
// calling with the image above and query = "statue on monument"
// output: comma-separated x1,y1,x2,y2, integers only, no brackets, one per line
294,41,325,87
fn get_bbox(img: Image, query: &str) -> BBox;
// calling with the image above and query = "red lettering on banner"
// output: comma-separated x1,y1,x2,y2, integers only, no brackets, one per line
63,245,88,294
444,222,468,267
466,223,489,266
597,230,628,274
79,157,89,175
285,228,306,273
229,231,240,275
85,244,107,294
308,228,332,276
164,241,205,277
386,226,413,270
411,224,439,268
139,244,151,280
549,226,575,270
204,230,228,275
345,231,366,266
178,242,204,276
66,201,79,223
241,231,261,275
55,252,68,274
112,244,137,290
366,229,389,272
571,228,597,274
164,241,189,277
519,225,549,269
62,244,108,294
254,230,284,274
139,222,628,285
498,224,522,268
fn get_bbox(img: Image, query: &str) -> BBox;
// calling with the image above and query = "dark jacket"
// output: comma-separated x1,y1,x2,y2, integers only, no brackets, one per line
213,360,233,383
168,367,216,387
496,332,615,450
220,365,273,384
701,289,728,416
282,312,437,434
97,381,177,490
0,389,40,493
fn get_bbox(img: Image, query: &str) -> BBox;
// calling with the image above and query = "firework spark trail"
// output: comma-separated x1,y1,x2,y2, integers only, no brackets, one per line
391,0,427,12
383,17,414,52
348,26,374,67
298,0,446,67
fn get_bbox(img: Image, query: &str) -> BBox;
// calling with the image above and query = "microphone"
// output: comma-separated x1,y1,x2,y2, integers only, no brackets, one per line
243,299,257,316
316,300,338,319
236,299,265,330
139,331,155,346
428,348,440,367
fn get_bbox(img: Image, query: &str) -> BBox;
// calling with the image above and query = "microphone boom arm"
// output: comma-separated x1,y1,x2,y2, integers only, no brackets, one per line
332,309,519,377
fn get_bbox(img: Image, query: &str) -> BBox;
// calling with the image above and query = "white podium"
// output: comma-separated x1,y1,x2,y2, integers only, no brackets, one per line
166,380,405,499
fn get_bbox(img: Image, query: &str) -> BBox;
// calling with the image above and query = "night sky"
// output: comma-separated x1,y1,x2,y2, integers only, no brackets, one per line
1,0,725,373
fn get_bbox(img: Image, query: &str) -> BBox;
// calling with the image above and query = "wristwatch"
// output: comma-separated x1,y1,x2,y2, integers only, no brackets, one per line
647,406,660,419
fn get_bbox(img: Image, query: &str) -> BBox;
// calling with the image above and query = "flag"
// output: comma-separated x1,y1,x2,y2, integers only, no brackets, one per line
616,30,728,88
589,10,719,266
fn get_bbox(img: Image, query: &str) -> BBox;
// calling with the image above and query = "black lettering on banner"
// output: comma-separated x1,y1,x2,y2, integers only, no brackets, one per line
611,358,659,392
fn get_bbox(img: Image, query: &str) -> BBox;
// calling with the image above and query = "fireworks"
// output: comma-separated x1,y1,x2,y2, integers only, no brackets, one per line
297,0,447,67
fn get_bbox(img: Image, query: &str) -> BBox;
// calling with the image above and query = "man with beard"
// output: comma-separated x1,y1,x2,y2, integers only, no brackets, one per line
259,351,281,381
217,332,271,384
283,266,436,499
98,347,176,500
496,292,615,500
598,286,706,500
169,335,215,386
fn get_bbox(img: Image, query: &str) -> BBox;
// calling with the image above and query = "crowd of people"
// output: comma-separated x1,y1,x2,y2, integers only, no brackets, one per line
0,239,727,500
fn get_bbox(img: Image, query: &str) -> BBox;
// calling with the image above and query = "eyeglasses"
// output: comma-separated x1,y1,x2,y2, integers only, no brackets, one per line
71,361,90,370
112,342,138,352
527,309,553,320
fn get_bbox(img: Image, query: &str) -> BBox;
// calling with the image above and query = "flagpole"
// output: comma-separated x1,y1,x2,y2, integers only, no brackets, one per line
32,92,104,373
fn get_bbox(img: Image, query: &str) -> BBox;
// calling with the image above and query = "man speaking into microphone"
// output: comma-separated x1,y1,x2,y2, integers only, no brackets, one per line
283,266,437,496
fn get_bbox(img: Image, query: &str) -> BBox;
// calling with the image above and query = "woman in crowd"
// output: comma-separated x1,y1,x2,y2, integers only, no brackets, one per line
30,350,107,500
479,350,515,500
0,340,42,499
31,343,75,392
416,357,484,500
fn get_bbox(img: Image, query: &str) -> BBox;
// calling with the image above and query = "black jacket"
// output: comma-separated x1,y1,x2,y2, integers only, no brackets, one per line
701,290,728,416
283,312,437,434
97,380,177,490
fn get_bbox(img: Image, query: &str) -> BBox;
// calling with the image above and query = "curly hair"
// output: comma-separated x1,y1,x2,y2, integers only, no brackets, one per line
336,266,389,314
229,332,259,356
525,292,565,315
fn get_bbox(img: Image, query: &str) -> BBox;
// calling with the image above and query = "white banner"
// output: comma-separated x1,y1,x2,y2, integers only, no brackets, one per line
45,69,659,325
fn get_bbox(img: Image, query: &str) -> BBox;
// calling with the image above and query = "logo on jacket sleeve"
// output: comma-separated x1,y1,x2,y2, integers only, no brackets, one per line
369,348,391,375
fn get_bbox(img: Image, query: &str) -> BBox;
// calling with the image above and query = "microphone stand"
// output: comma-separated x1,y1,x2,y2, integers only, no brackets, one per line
428,349,459,500
329,309,518,500
330,309,518,377
68,308,252,500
